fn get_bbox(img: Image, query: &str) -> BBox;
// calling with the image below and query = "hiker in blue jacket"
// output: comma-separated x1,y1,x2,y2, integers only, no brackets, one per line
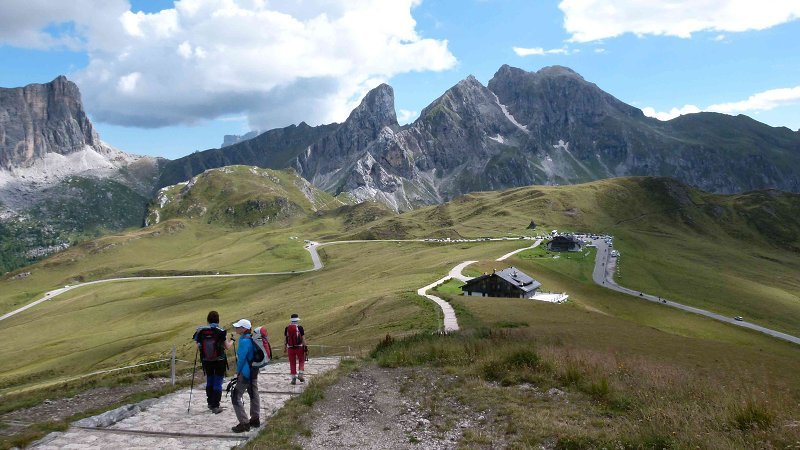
230,318,261,433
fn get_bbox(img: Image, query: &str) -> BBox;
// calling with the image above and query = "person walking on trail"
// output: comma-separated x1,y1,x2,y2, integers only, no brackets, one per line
284,313,306,385
230,318,261,433
192,311,232,414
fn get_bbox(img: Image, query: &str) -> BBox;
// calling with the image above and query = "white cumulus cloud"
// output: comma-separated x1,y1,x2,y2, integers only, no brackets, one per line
0,0,457,130
707,86,800,114
116,72,141,94
643,85,800,121
641,104,702,121
513,46,571,56
397,109,419,124
559,0,800,42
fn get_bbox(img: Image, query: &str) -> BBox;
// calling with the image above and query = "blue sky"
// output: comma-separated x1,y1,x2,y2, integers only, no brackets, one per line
1,1,798,160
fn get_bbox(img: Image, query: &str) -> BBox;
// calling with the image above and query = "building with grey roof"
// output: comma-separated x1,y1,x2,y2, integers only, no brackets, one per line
547,234,583,252
461,267,542,299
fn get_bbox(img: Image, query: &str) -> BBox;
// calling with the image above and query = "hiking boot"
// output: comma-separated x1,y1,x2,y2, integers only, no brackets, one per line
249,417,260,427
290,377,297,385
231,423,250,433
298,374,305,383
211,406,224,414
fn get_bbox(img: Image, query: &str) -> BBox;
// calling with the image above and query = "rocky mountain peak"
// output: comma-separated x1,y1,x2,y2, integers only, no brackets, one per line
346,83,398,131
534,65,584,80
488,64,642,128
0,76,102,170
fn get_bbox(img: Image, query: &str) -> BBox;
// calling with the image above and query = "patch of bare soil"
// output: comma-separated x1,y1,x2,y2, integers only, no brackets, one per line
299,365,485,449
0,377,175,438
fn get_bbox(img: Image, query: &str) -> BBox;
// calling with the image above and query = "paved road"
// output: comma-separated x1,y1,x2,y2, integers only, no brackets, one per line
32,358,342,450
592,239,800,346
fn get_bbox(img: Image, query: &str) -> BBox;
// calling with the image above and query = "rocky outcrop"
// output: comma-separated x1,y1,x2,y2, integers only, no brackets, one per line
0,76,103,170
295,83,399,187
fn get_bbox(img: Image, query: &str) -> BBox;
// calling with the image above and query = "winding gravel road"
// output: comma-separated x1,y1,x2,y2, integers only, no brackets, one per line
592,239,800,345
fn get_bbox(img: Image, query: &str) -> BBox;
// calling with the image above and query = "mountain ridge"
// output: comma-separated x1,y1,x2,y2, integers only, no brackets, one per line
167,64,799,211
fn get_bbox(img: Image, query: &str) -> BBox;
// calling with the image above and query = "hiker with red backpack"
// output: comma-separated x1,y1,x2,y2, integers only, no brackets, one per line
192,311,233,414
230,318,261,433
284,313,306,385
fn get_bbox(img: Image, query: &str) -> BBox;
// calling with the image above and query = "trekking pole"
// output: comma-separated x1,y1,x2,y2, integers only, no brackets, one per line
232,333,238,367
231,333,238,388
187,347,199,413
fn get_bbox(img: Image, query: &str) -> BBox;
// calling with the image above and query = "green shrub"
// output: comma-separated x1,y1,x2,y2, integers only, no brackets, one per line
583,376,610,401
560,365,583,385
504,349,539,369
731,399,774,431
494,321,529,329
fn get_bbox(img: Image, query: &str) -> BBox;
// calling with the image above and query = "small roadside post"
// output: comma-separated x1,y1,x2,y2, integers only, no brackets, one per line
171,345,176,386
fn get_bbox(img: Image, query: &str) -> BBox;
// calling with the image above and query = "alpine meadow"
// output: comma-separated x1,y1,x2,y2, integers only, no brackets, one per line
1,1,800,448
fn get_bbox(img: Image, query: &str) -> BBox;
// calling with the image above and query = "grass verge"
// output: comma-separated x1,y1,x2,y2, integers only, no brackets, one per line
370,329,800,449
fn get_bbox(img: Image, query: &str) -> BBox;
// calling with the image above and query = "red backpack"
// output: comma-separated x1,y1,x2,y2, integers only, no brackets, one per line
195,326,225,362
286,324,303,348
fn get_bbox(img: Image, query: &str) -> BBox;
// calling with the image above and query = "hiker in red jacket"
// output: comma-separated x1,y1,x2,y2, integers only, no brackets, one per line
284,313,306,385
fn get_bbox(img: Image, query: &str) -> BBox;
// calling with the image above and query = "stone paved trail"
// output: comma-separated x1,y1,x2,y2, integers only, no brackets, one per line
33,357,342,449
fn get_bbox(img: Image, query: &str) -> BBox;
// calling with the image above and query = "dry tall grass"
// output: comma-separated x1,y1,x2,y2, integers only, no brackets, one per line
373,329,800,448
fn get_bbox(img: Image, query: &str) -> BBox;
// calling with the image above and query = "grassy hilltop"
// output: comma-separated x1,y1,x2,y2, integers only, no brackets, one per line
1,172,799,447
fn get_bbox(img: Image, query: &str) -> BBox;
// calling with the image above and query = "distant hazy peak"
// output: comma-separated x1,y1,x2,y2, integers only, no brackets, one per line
221,130,261,148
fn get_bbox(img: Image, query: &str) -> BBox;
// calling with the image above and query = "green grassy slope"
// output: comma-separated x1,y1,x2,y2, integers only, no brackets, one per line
364,177,800,335
147,166,343,227
1,174,798,402
0,176,150,274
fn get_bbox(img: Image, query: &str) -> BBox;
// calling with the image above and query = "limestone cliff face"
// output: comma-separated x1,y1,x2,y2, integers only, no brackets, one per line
0,76,102,170
0,76,164,272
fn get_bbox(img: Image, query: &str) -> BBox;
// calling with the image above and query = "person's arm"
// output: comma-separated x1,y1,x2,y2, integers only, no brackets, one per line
236,338,247,376
192,329,201,348
224,333,234,350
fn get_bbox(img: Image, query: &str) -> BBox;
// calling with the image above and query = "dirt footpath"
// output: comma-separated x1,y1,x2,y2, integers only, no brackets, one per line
299,365,484,449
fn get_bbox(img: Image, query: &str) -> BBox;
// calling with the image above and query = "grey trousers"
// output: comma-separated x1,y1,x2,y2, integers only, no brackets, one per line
231,372,260,424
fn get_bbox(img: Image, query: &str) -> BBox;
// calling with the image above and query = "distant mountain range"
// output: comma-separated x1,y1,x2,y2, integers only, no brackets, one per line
163,64,800,210
2,65,800,270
